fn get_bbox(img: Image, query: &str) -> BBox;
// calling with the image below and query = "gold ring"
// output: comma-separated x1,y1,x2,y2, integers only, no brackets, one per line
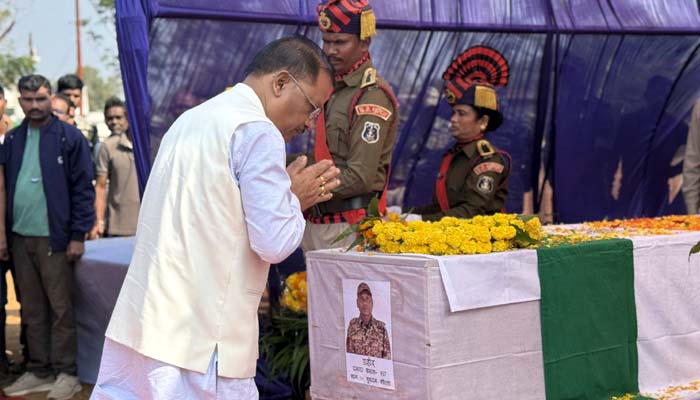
319,184,326,197
319,176,327,185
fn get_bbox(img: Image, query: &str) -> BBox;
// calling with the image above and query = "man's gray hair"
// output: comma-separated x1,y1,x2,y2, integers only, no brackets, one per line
244,36,332,84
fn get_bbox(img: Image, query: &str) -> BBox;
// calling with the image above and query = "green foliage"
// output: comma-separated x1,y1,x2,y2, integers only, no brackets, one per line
689,240,700,261
260,309,310,400
87,0,120,73
333,196,382,251
82,66,122,111
0,54,34,87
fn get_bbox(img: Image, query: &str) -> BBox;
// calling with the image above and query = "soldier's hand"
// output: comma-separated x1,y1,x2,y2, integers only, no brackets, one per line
287,156,341,211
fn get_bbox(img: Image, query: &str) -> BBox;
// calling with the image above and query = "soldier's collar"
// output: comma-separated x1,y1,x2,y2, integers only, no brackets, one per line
360,316,375,327
453,134,484,157
336,55,373,87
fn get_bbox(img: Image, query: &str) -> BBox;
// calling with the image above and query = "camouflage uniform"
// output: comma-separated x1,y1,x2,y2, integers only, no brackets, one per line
346,316,391,359
415,139,509,221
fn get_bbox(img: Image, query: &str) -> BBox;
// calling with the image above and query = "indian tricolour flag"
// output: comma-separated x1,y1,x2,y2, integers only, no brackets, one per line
536,235,700,399
439,231,700,399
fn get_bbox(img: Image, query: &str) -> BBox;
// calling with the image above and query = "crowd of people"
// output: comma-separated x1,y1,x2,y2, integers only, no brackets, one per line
0,72,140,399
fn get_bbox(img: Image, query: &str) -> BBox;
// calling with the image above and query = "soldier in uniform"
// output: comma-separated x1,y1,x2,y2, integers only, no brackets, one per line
413,46,512,221
302,0,399,250
346,282,391,359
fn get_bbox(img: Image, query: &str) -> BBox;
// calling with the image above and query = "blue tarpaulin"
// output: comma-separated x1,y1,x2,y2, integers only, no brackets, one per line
116,0,700,223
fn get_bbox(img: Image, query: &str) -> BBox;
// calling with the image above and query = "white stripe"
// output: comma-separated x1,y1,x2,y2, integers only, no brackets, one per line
631,232,700,394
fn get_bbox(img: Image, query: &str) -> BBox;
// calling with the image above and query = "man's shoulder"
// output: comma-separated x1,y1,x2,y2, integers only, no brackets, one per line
354,73,396,114
103,134,122,145
371,317,387,330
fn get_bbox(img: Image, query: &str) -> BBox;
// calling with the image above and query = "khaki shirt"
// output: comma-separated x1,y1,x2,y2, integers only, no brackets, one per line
314,60,398,215
96,132,140,235
346,316,391,359
415,139,509,221
683,99,700,214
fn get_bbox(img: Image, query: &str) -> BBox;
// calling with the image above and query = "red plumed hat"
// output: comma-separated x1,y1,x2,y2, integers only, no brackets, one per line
442,46,510,131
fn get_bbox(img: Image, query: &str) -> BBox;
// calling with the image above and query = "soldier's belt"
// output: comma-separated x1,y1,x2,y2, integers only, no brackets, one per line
313,192,381,216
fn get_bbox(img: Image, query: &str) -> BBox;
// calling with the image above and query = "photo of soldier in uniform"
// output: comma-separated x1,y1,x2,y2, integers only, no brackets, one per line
345,281,392,359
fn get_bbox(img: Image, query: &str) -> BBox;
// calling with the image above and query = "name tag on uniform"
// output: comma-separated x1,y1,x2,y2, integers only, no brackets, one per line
355,104,392,121
473,162,504,175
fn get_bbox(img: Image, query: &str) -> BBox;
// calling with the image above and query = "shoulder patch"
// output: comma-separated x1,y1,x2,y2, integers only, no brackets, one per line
361,68,377,88
361,121,381,144
476,139,495,157
476,175,495,194
473,162,504,175
355,104,392,121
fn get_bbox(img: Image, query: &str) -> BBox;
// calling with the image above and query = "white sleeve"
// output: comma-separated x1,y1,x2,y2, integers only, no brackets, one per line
229,122,305,263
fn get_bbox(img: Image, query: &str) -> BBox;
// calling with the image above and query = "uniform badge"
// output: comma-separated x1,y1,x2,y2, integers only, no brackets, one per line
319,11,332,30
355,104,392,121
445,89,457,105
473,162,504,175
361,121,381,144
476,175,494,194
361,68,377,88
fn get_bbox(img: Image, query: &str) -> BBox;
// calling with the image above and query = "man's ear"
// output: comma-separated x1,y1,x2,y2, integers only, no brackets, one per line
272,72,289,97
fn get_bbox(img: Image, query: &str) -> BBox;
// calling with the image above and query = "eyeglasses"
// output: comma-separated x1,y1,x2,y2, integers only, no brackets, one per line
287,72,322,122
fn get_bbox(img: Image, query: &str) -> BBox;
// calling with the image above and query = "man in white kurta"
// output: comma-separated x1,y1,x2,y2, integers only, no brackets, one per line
91,36,337,399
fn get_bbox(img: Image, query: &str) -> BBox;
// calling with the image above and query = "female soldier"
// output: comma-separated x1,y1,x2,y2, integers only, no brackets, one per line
414,46,511,221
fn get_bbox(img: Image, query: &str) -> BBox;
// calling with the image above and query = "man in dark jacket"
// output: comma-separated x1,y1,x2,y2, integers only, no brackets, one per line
1,74,94,400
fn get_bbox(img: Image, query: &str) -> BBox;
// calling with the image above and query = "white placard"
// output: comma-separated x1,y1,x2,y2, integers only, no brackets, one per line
342,279,395,390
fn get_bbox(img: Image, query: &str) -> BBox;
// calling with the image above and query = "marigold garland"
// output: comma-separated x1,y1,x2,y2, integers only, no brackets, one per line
354,213,543,255
280,271,307,313
336,198,700,255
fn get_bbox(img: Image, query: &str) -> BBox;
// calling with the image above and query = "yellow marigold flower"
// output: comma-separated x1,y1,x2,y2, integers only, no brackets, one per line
387,212,401,222
490,225,516,240
492,240,511,252
524,217,543,239
509,219,525,229
429,241,449,255
359,220,375,231
459,240,478,254
382,242,401,253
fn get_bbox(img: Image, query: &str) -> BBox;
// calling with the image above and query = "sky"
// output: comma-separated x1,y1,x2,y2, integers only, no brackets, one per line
5,0,119,81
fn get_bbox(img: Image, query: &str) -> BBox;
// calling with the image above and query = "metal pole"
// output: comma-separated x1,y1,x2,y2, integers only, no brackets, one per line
75,0,83,80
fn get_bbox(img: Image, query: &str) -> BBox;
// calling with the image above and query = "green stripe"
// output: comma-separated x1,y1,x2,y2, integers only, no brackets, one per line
537,239,639,400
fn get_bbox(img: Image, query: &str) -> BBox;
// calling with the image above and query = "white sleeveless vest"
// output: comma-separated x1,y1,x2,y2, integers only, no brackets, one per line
106,84,273,378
